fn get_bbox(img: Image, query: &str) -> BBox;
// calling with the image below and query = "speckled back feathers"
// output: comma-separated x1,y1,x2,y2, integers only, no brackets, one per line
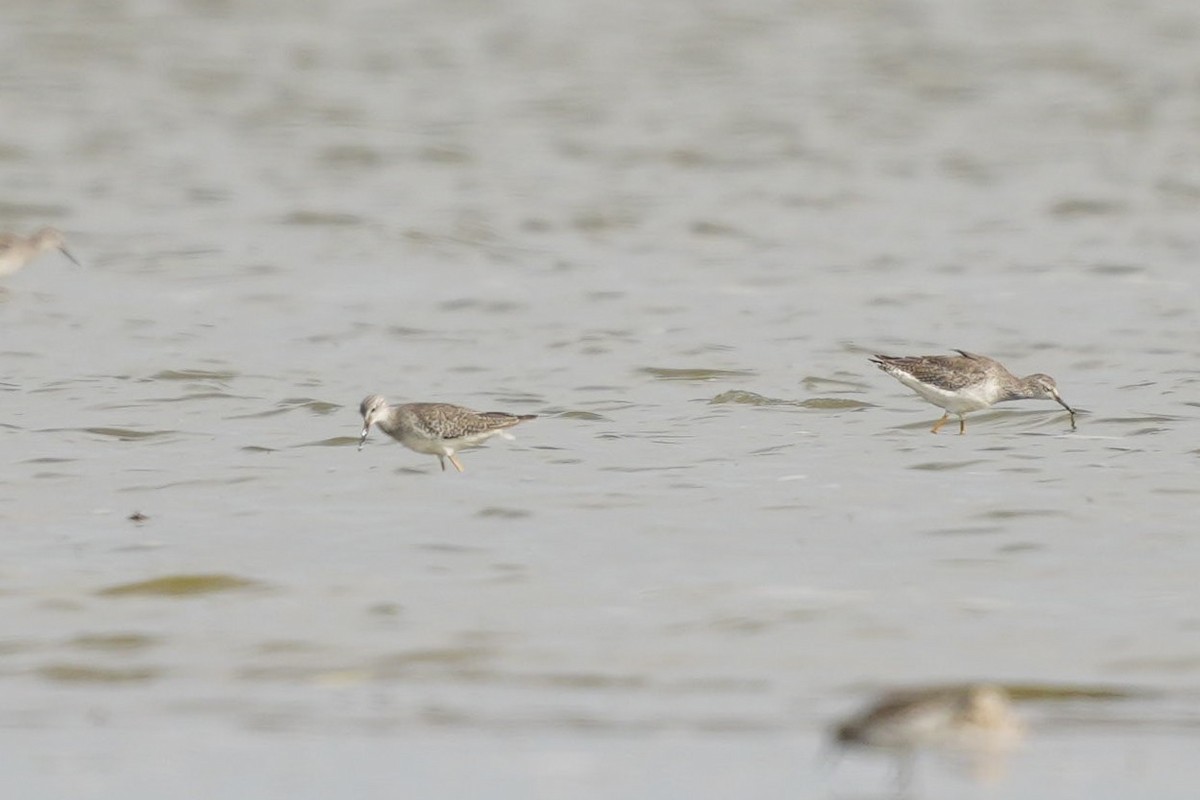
870,350,1004,393
400,402,535,440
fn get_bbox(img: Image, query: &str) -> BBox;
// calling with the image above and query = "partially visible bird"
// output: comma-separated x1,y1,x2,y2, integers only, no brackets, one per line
0,227,81,277
833,684,1024,791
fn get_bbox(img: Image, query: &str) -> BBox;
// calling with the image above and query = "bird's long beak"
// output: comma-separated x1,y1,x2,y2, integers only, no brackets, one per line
1052,391,1075,414
59,247,82,267
1052,391,1077,427
358,425,370,451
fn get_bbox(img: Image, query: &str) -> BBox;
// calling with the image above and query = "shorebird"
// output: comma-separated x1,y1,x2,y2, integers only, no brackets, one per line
358,394,536,472
0,227,81,277
870,349,1076,434
833,684,1023,791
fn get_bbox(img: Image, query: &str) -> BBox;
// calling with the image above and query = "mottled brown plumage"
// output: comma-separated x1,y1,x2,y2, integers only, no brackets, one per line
870,349,1075,434
358,394,535,472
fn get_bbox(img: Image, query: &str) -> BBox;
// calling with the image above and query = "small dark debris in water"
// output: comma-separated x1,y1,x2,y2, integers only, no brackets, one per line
128,511,148,523
1050,198,1125,217
1088,263,1142,276
477,507,532,519
690,219,744,238
369,603,403,618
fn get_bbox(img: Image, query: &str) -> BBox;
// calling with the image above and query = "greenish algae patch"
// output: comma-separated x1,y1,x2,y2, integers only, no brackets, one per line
149,369,238,382
288,399,340,415
98,574,265,598
81,427,172,441
69,633,160,652
798,397,871,409
800,376,868,391
476,507,532,519
557,410,607,421
709,390,782,406
1006,683,1142,702
977,508,1068,520
911,460,988,472
373,644,496,678
639,367,755,381
38,664,161,683
234,398,341,419
710,390,871,409
281,210,363,226
0,639,39,655
301,437,359,448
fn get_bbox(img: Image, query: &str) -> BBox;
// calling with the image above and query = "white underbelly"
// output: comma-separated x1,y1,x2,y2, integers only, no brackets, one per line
400,429,510,455
902,377,994,413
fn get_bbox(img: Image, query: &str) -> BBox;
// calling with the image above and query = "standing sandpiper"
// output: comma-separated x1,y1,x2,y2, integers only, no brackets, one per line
870,349,1076,434
358,394,536,472
0,227,82,277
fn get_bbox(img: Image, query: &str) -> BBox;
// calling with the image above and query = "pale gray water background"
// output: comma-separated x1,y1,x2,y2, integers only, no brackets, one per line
1,0,1199,797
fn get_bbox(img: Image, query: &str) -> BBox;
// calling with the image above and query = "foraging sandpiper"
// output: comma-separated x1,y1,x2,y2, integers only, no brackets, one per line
834,684,1023,790
358,394,536,472
870,349,1076,434
0,227,81,277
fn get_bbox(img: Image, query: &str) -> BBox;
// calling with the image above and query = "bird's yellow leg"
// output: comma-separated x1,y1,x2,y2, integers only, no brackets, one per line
448,453,465,473
930,413,950,434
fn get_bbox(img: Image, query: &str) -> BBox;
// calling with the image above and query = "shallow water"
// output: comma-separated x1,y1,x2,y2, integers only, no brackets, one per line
2,0,1200,797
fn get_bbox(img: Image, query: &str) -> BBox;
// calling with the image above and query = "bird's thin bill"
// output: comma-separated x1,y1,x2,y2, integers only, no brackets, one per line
59,247,82,267
1053,394,1078,428
358,427,370,450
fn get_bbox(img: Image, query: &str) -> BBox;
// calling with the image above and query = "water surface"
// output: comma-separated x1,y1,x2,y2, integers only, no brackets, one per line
1,0,1199,797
